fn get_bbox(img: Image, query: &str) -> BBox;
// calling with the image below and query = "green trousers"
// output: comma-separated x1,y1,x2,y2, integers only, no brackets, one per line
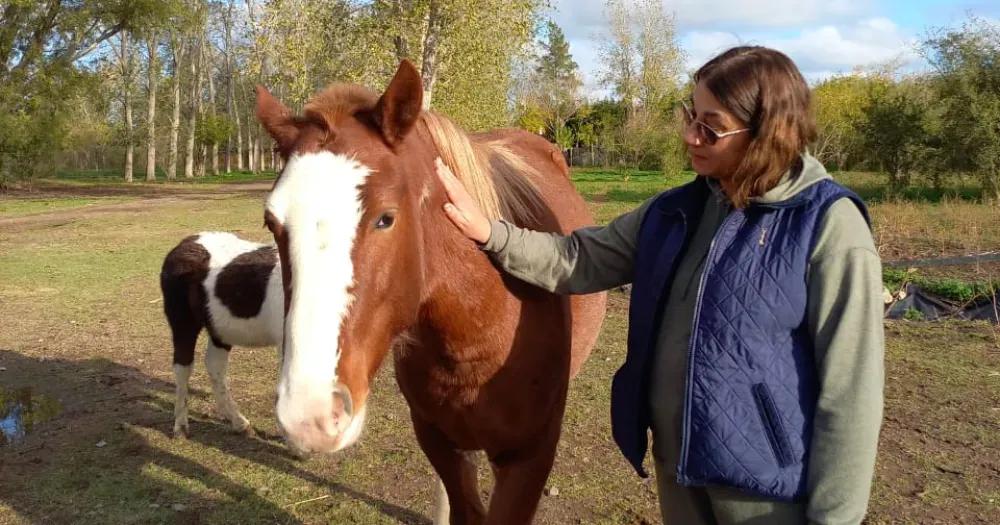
654,458,807,525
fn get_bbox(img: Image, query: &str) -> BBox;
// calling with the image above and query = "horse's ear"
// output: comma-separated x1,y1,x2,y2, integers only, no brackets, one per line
373,60,423,146
256,86,299,152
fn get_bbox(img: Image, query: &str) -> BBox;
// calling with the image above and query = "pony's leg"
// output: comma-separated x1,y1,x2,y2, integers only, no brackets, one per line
204,340,253,435
483,422,562,525
170,323,199,439
412,416,486,525
173,363,193,438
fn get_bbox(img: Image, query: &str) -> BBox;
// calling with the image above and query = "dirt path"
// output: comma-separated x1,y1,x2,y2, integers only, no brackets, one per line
0,181,272,231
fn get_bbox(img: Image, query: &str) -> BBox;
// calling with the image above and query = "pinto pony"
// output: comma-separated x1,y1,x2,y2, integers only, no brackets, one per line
256,60,607,524
161,232,283,438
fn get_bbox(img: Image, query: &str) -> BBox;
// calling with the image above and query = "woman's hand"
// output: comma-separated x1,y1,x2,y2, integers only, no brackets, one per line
435,157,492,244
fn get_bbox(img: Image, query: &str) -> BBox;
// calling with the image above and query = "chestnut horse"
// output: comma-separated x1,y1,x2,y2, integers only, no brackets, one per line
256,60,607,524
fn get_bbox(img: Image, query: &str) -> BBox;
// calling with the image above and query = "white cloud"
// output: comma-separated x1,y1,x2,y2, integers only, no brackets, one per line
681,19,920,83
543,1,931,95
763,18,921,75
546,0,873,40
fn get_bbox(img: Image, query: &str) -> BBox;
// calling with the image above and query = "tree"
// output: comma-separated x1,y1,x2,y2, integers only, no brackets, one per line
923,17,1000,201
635,0,683,112
372,0,544,130
0,0,174,186
144,32,160,181
166,32,185,180
599,0,637,108
115,30,137,182
859,80,932,191
532,21,583,147
812,74,884,170
596,0,684,171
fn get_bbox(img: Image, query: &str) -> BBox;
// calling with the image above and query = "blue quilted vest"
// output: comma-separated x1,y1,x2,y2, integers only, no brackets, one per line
609,175,869,501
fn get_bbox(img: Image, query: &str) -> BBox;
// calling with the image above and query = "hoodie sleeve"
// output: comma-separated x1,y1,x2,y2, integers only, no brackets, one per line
479,197,656,294
805,198,885,525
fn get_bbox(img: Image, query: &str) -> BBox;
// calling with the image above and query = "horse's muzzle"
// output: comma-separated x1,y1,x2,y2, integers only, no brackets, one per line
277,382,362,454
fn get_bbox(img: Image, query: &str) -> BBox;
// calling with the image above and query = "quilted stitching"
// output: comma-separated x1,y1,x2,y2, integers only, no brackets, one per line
682,187,833,499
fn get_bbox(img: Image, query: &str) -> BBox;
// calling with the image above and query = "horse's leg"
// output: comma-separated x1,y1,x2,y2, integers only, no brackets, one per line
412,416,486,525
483,420,562,525
173,363,193,438
204,339,253,435
170,322,200,439
434,478,450,525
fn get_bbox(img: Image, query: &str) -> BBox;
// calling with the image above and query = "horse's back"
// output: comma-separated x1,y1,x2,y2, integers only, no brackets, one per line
162,232,283,349
475,129,607,377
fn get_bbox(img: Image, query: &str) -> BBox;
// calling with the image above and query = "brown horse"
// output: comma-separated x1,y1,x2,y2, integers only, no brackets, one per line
256,60,607,524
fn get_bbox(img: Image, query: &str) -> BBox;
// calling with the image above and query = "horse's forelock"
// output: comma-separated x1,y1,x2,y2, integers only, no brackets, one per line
302,84,380,134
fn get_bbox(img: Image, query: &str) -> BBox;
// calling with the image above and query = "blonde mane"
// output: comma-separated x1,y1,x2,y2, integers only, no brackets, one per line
301,84,547,227
420,112,545,226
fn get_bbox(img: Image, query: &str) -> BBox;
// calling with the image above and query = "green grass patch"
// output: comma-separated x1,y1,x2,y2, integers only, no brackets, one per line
883,267,1000,303
830,171,985,203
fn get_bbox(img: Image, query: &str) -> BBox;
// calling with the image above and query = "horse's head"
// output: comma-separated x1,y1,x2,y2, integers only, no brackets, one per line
257,61,432,455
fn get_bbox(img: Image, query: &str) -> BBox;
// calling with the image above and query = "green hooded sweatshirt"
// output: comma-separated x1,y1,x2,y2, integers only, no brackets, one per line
481,154,884,525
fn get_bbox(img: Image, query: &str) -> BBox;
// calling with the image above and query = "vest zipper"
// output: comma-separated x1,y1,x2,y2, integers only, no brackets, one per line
677,210,739,484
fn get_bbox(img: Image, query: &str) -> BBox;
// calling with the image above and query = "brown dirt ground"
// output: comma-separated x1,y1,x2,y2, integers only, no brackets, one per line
1,187,998,524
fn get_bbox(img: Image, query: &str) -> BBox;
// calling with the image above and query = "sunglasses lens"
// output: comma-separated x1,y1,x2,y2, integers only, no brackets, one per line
698,122,718,145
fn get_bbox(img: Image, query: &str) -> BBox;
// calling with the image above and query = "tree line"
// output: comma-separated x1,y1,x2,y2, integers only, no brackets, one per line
0,1,996,201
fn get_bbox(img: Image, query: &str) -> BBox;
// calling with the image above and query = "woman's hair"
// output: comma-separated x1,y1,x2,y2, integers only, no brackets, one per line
694,46,815,208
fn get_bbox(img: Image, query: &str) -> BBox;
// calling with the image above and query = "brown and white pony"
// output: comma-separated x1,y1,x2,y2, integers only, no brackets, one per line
161,232,282,438
256,60,607,524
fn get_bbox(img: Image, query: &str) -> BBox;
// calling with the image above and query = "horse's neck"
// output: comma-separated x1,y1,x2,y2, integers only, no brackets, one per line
415,223,513,361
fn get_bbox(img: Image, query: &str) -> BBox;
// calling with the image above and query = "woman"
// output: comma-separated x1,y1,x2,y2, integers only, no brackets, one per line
436,46,884,525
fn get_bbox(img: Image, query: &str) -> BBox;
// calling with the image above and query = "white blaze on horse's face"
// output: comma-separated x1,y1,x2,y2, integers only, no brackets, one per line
265,151,371,455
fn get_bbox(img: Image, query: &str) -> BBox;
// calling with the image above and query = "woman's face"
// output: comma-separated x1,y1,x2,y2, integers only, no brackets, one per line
685,81,752,180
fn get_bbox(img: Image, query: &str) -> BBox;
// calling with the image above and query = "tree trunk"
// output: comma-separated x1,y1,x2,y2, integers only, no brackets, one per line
419,0,443,111
199,145,207,177
235,105,244,171
223,2,235,173
185,38,204,178
122,32,134,183
206,50,219,175
145,33,158,182
167,36,183,180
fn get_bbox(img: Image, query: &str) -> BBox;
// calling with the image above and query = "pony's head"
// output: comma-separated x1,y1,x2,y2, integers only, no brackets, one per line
257,61,433,455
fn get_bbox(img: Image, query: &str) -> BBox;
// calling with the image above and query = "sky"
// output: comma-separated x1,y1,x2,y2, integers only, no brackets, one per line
544,0,1000,97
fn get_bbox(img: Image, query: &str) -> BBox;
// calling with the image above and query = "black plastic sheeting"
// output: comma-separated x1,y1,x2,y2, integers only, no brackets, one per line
884,284,999,322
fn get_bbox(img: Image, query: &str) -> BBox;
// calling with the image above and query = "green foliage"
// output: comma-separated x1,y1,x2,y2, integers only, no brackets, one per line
0,0,175,188
535,21,579,91
903,307,925,321
922,17,1000,200
883,267,1000,303
660,106,688,177
812,74,883,170
858,79,934,191
196,113,233,146
553,122,574,151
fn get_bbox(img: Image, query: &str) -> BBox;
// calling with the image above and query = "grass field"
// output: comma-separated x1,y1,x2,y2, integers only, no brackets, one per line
0,169,997,524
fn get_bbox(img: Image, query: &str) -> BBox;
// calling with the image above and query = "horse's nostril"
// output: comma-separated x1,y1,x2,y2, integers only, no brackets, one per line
333,383,354,419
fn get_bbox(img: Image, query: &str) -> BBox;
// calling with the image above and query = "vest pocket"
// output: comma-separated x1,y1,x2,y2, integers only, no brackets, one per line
752,383,796,468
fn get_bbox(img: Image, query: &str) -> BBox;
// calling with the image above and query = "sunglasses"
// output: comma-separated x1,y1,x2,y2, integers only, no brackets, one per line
680,101,750,146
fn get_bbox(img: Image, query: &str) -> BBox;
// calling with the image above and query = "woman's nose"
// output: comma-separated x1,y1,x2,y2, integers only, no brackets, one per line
683,125,702,147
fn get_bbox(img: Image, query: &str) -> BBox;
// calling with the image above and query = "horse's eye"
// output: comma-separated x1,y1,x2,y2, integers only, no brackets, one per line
375,212,395,230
